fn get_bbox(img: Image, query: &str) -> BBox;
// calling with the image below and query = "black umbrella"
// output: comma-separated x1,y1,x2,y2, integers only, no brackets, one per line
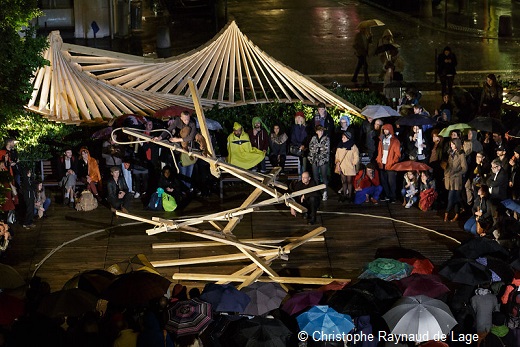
469,117,504,134
37,288,98,318
349,278,402,312
396,114,436,126
375,43,400,55
220,316,292,347
455,237,509,259
63,269,116,296
476,256,514,284
438,258,492,285
327,288,379,316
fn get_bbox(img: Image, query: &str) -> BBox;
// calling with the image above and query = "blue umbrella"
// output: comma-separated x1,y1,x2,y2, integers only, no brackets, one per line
297,305,354,336
502,199,520,214
200,283,251,313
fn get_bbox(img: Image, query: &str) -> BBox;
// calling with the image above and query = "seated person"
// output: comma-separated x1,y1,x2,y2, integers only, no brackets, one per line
57,148,77,206
34,181,51,219
353,163,382,205
226,122,265,169
464,185,494,236
101,137,124,173
289,171,321,225
418,171,437,211
121,157,149,199
401,171,418,209
77,147,102,201
158,166,189,208
106,166,131,213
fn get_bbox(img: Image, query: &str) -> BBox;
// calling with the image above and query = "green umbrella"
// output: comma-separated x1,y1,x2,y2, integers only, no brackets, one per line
438,123,472,137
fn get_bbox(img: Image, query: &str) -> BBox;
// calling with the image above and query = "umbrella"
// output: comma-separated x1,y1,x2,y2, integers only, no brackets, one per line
397,274,450,298
475,257,514,283
102,271,171,307
327,288,380,316
0,292,24,325
297,305,354,336
357,19,385,29
317,281,350,292
220,316,292,347
108,114,149,128
383,295,457,342
399,257,435,274
358,258,413,281
361,105,400,119
502,199,520,214
438,258,492,285
240,282,287,316
200,283,251,313
63,269,116,296
391,161,432,172
91,127,113,140
106,253,160,275
375,246,426,260
455,237,509,259
349,278,402,304
438,123,472,137
194,117,223,131
0,263,25,290
37,288,98,318
374,43,400,55
165,298,213,337
153,105,195,119
469,117,504,133
396,114,436,126
281,290,323,316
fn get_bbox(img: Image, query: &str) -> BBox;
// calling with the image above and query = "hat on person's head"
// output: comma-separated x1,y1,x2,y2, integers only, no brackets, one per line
340,115,350,127
110,166,120,173
515,145,520,155
496,145,506,152
233,122,242,130
317,102,326,109
294,111,305,119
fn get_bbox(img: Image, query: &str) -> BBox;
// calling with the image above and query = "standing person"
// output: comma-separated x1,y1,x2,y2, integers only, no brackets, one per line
465,152,490,208
444,138,467,222
351,26,372,85
57,148,77,207
437,46,457,96
334,115,351,149
269,123,288,174
353,163,382,205
21,167,36,229
248,116,270,173
77,147,102,201
226,122,265,170
487,158,508,204
470,284,499,338
509,146,520,200
0,158,18,226
3,138,20,187
106,166,131,214
361,118,383,162
289,171,321,225
480,73,503,118
308,125,330,201
290,111,308,173
335,131,359,202
376,124,401,203
313,102,334,140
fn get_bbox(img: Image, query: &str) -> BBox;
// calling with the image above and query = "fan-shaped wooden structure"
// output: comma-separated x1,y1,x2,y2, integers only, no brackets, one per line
27,21,361,125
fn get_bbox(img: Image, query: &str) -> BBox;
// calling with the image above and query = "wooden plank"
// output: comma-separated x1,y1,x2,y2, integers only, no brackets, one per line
151,236,325,249
172,273,351,285
187,79,216,158
151,249,282,267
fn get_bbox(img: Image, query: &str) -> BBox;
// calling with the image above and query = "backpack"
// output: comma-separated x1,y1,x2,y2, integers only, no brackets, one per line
147,190,163,211
162,192,177,212
75,190,98,211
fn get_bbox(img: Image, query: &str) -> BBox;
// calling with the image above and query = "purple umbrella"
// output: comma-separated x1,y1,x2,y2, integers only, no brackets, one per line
281,290,323,316
397,274,450,298
200,283,251,313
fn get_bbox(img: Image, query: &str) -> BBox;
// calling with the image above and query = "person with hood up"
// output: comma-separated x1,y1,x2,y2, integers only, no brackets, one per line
226,122,265,170
248,116,270,173
77,147,102,201
470,284,499,338
437,46,457,96
376,124,401,203
335,131,359,202
444,138,467,222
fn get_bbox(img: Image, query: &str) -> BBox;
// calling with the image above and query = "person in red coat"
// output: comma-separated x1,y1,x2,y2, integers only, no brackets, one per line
353,163,383,204
376,123,401,202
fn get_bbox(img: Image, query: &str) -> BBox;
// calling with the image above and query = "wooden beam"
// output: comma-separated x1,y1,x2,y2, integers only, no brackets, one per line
151,236,325,249
172,273,351,285
151,249,283,267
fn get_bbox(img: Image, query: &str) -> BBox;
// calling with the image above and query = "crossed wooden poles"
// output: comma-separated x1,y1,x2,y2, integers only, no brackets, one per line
117,79,351,288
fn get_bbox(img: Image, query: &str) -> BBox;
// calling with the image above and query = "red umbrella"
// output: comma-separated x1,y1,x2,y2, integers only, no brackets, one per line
0,293,24,325
102,271,171,307
399,258,434,275
391,161,432,172
281,291,323,316
397,274,450,298
153,105,195,119
317,281,350,292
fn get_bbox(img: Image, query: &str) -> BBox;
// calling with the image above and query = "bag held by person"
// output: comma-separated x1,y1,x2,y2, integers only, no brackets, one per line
162,192,177,212
289,145,303,157
147,188,164,211
75,190,98,211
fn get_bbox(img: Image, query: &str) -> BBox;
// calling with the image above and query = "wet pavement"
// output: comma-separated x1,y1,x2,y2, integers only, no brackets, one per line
60,0,520,87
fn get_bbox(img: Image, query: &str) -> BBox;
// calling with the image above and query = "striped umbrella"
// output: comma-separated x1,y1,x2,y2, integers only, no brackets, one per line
166,298,213,337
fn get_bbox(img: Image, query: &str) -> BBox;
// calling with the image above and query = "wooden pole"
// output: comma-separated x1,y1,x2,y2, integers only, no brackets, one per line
172,273,351,285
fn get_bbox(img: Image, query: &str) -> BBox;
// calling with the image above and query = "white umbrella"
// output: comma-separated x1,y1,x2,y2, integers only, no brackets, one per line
382,295,457,342
361,105,400,119
194,117,223,131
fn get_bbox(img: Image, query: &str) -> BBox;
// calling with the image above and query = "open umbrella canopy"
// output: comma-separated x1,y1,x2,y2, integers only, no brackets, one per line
0,292,24,325
0,263,25,290
455,237,509,259
317,281,350,292
469,117,504,133
327,288,380,317
349,278,402,311
220,316,292,347
475,257,514,283
396,114,436,126
391,161,432,172
200,283,251,313
358,258,413,281
240,282,287,316
361,105,400,119
297,305,354,336
281,290,323,316
397,274,450,298
383,295,457,342
438,123,472,137
63,269,116,296
194,117,223,131
153,105,195,119
37,288,98,318
166,298,213,337
399,257,435,275
374,43,400,55
439,258,492,285
357,19,385,29
102,271,171,307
